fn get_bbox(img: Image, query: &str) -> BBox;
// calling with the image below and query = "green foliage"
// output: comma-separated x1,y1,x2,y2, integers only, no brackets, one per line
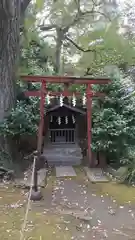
20,1,55,75
75,20,135,75
92,73,135,163
35,0,44,10
22,0,135,76
119,149,135,183
20,35,54,75
0,100,40,137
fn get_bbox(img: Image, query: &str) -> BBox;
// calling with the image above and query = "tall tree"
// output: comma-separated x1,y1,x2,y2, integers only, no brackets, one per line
0,0,31,164
39,0,113,74
0,0,31,122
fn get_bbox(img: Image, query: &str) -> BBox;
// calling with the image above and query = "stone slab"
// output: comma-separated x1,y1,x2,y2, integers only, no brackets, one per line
43,144,82,166
84,167,109,183
56,166,77,177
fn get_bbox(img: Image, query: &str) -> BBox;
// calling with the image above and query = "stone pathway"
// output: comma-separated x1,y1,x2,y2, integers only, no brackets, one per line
33,168,135,239
56,166,77,177
53,172,135,239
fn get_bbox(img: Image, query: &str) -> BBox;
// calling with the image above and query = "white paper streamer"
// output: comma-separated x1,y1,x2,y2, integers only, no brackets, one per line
72,115,75,123
72,94,76,107
60,94,64,107
82,93,86,106
65,116,68,124
46,94,50,105
58,116,61,125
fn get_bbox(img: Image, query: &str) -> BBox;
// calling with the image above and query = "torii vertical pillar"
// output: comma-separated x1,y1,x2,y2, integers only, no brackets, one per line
33,81,46,192
86,84,92,167
37,81,46,154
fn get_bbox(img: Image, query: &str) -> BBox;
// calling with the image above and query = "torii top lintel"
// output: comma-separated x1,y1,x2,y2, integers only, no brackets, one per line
21,75,110,84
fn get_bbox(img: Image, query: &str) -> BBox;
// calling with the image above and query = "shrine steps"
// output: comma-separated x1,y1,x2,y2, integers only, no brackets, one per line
43,143,82,166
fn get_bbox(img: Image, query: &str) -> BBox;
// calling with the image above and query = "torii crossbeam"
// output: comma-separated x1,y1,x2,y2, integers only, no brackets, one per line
21,75,110,167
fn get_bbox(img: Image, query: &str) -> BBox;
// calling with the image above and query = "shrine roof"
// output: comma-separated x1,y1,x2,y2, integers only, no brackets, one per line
46,103,86,115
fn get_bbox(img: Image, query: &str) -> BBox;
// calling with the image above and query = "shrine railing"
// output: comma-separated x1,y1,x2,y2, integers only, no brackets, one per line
49,128,75,144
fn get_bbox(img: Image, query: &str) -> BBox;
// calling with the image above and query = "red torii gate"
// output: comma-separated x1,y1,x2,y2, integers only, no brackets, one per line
21,75,110,166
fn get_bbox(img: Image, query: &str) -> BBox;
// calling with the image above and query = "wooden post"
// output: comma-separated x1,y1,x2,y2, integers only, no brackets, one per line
34,81,46,192
37,81,46,154
33,155,38,192
86,84,92,167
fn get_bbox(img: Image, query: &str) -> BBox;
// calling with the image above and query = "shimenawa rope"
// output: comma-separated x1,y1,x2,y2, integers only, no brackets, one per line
20,156,36,240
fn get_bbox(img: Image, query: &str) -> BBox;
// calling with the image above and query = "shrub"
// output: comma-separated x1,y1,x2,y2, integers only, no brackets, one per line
92,73,135,163
120,148,135,183
0,100,40,137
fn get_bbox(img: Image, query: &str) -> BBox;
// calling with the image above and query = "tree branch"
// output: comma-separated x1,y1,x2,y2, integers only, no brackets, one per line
74,0,81,14
91,0,102,7
63,9,110,34
40,1,110,36
84,67,93,76
65,35,96,53
40,24,57,31
63,0,111,31
65,35,106,63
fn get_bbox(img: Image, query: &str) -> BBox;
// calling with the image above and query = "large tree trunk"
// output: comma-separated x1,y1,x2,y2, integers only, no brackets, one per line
0,0,31,120
0,1,21,121
55,29,64,74
0,0,30,167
